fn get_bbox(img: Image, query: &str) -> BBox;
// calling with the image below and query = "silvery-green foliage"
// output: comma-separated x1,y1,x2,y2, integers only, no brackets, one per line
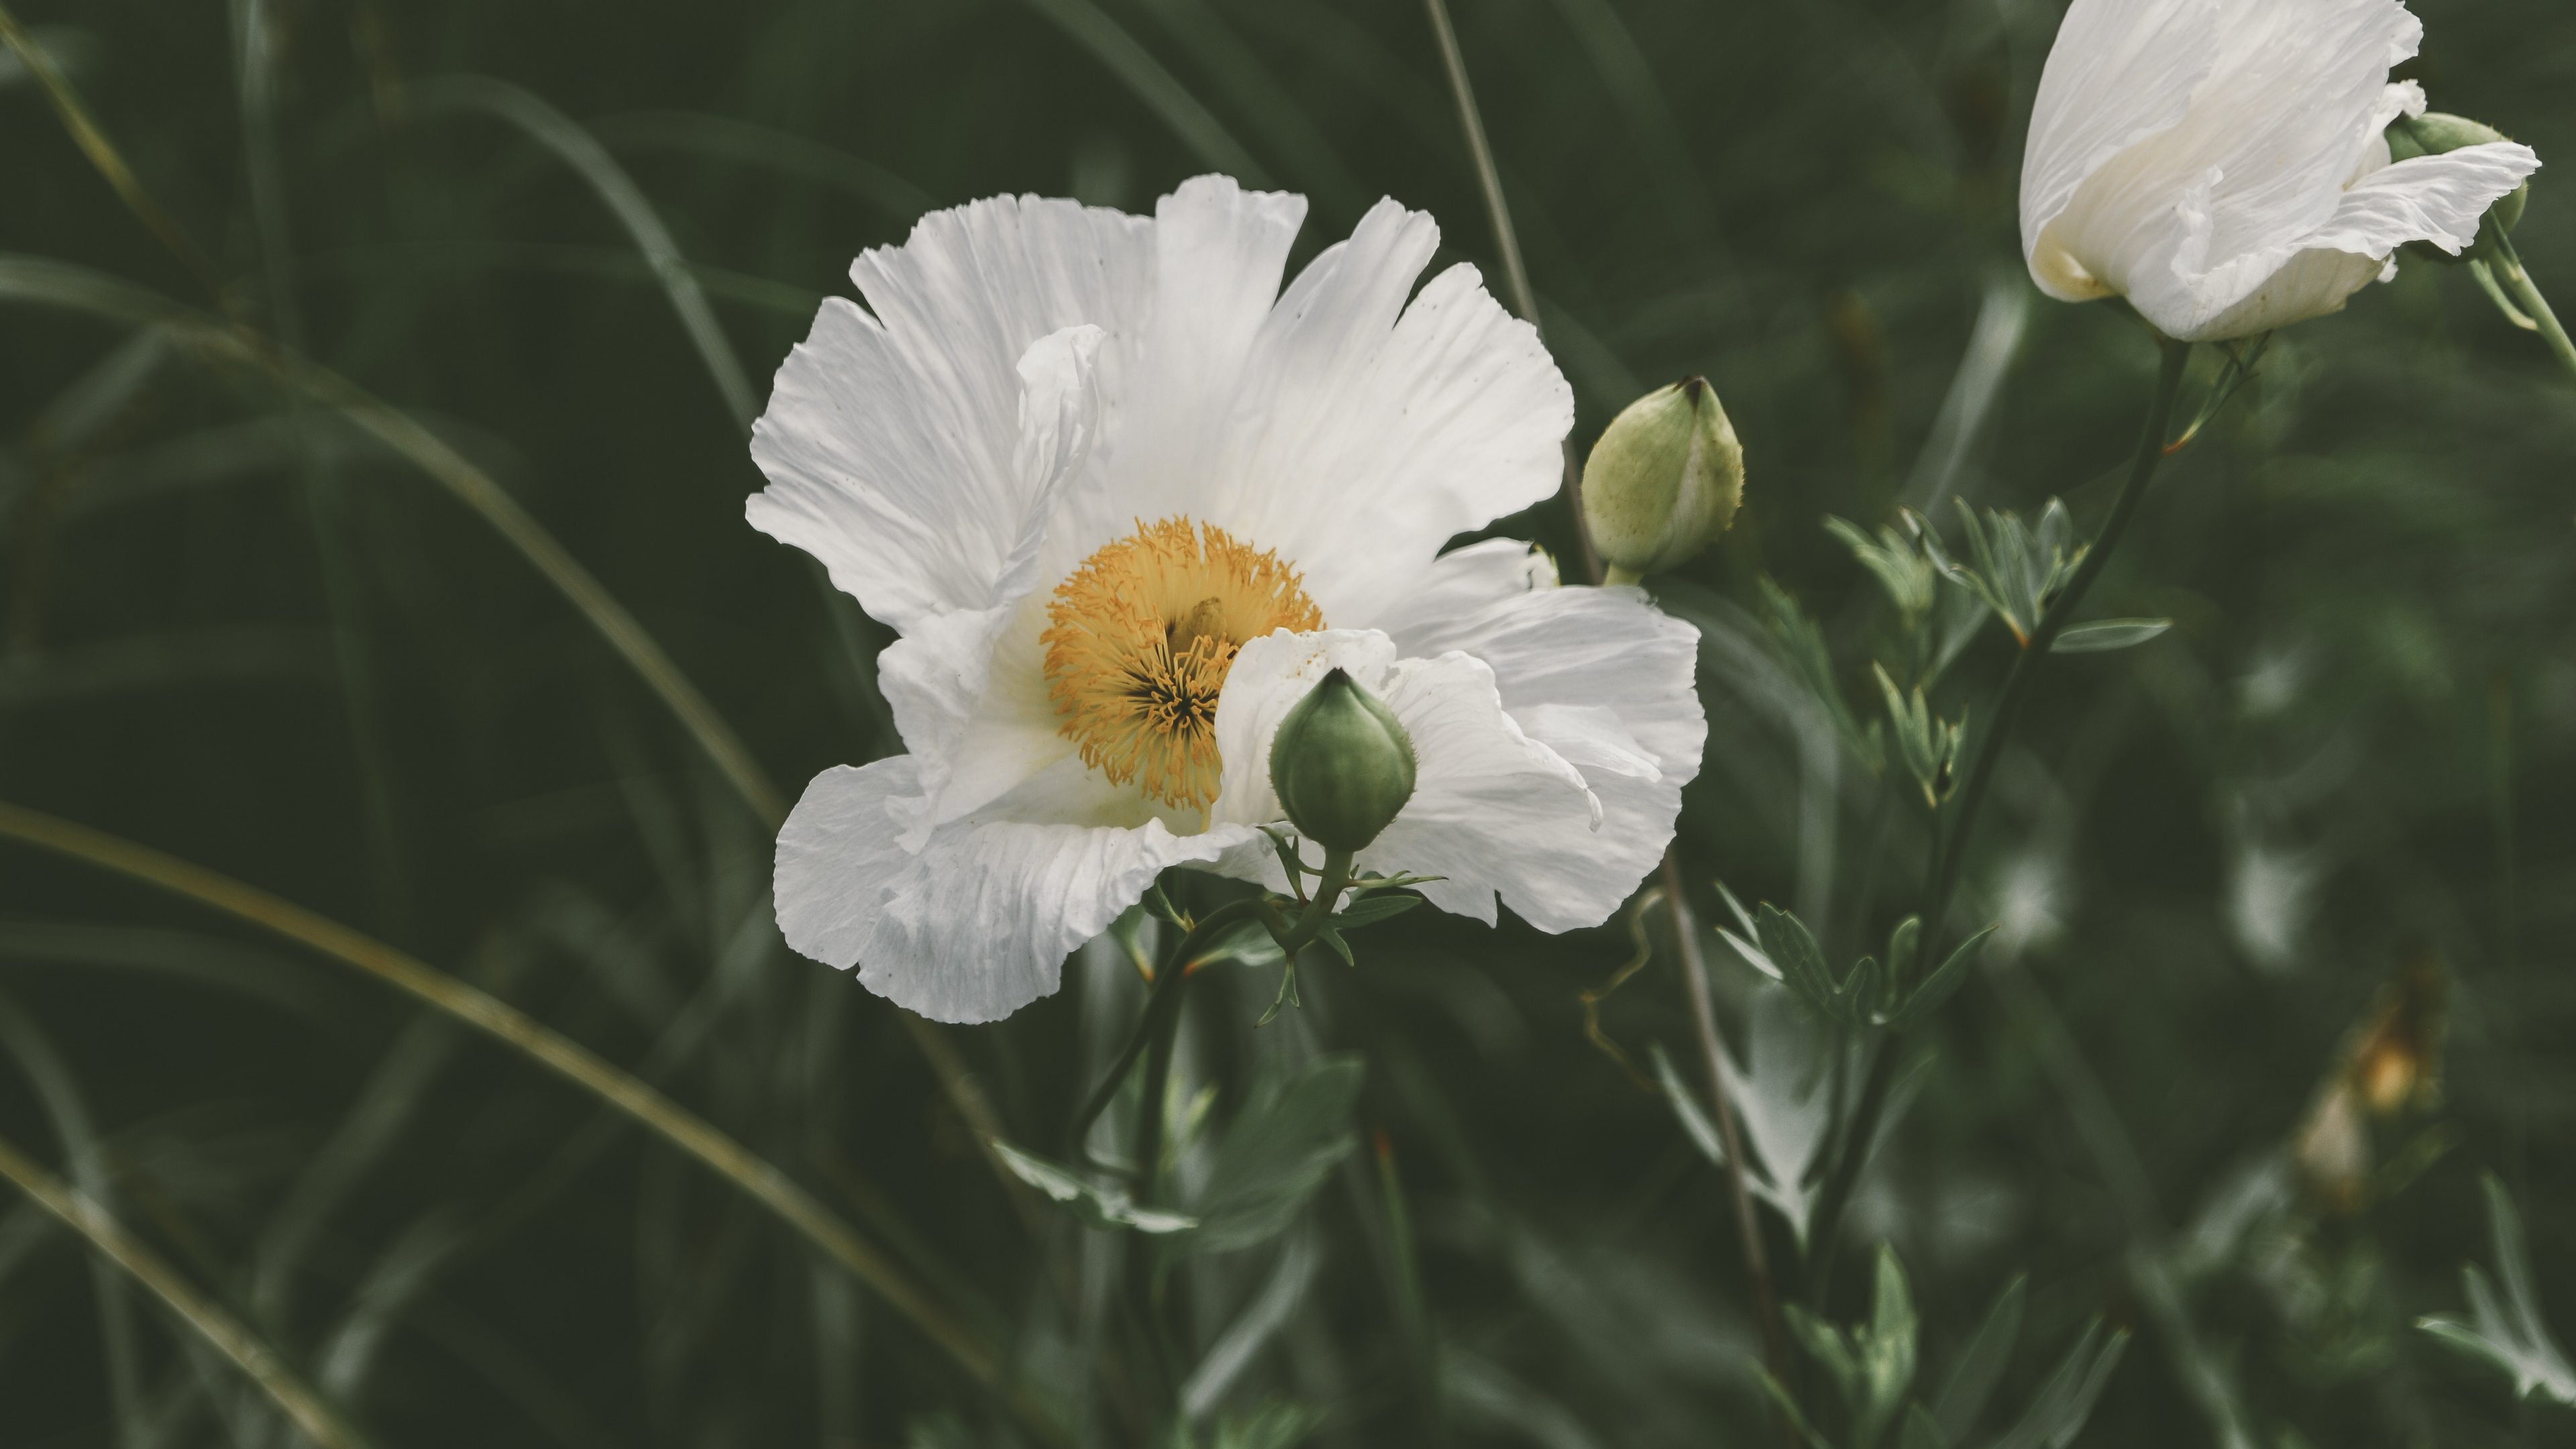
1874,662,1966,809
2416,1175,2576,1403
1923,498,2086,647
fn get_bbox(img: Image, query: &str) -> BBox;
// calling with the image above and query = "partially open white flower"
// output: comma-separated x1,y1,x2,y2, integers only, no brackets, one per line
748,176,1705,1023
2022,0,2540,341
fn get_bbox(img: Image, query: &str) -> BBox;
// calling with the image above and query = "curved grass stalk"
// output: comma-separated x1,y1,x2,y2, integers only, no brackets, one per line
0,1128,374,1449
588,111,936,220
0,798,1050,1434
0,989,148,1446
407,75,758,433
0,4,227,302
0,254,788,828
1020,0,1269,184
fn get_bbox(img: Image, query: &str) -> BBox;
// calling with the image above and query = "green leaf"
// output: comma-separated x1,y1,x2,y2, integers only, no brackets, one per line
1990,1319,2129,1449
1756,904,1839,1018
1173,1055,1364,1255
2051,618,2171,653
2415,1174,2576,1403
1885,924,1998,1030
1330,894,1420,930
1858,1244,1921,1448
1786,1303,1861,1409
986,1138,1197,1235
1256,961,1302,1027
1900,1404,1952,1449
1933,1273,2027,1440
1649,1042,1729,1170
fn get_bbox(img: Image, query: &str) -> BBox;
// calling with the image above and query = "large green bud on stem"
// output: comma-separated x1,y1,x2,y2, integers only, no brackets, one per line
1269,668,1416,853
1580,376,1745,584
2390,113,2529,263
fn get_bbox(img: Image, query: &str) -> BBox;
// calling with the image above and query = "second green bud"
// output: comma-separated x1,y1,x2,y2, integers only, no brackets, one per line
1580,376,1745,584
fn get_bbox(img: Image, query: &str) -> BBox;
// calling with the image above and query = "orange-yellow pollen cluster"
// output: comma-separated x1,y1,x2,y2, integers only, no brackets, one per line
1042,518,1322,812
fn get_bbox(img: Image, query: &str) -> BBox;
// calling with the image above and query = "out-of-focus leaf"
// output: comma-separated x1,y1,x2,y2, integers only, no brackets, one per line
1858,1246,1920,1448
985,1139,1196,1235
1990,1318,2129,1449
1171,1055,1362,1254
1933,1273,2026,1439
2416,1175,2576,1403
1900,1403,1952,1449
2050,619,2172,653
1180,1233,1321,1419
1884,924,1998,1031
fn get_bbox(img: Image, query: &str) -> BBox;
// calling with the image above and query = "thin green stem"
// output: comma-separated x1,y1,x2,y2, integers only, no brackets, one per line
1664,855,1786,1381
1807,337,2192,1291
0,1130,374,1449
1919,337,2192,961
1373,1130,1446,1446
0,3,229,303
1420,0,1600,582
2486,227,2576,386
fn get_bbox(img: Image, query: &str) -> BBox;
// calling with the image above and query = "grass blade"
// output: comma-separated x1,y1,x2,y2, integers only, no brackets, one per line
588,111,935,219
0,253,788,827
0,797,1052,1436
0,1126,374,1449
0,989,147,1448
0,2,227,300
1019,0,1268,183
407,74,758,433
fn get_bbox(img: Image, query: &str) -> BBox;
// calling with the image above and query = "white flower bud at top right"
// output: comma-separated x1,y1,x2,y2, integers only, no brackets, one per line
2021,0,2540,342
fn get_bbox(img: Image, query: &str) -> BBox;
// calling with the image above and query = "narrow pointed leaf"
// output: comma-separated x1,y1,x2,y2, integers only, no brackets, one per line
2051,619,2171,653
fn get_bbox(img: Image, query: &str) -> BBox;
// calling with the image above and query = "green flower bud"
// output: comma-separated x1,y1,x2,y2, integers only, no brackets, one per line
2388,113,2528,264
1269,667,1416,853
1580,376,1746,584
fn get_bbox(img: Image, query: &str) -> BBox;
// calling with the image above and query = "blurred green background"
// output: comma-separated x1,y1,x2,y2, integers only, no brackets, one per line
0,0,2569,1445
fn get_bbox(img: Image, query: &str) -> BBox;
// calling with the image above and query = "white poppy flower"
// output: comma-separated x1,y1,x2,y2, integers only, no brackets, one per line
747,176,1705,1023
2022,0,2541,341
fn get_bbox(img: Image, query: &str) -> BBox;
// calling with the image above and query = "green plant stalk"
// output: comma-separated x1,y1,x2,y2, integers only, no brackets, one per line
0,799,1065,1441
1375,1130,1446,1446
1805,337,2193,1297
0,1129,374,1449
2486,226,2576,385
1664,855,1788,1385
1420,0,1600,582
0,3,229,303
1421,0,1777,1379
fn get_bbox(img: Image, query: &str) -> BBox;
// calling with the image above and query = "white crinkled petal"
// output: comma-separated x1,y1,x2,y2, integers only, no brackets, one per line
747,196,1150,634
1385,539,1706,914
865,814,1250,1024
2022,0,2538,340
774,758,924,975
2021,0,2223,301
1195,203,1572,625
777,749,1254,1022
1210,629,1633,932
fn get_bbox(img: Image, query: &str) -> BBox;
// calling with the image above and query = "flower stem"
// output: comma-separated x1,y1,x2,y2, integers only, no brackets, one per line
1421,0,1601,580
1806,336,2192,1295
2485,227,2576,387
1663,855,1787,1383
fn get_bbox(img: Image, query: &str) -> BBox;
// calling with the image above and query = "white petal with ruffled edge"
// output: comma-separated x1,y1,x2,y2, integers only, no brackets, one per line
1210,629,1627,930
2021,0,2540,341
1384,539,1707,920
775,759,1252,1022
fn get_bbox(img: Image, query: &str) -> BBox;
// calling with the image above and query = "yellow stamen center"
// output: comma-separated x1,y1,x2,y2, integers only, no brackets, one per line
1042,517,1322,811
